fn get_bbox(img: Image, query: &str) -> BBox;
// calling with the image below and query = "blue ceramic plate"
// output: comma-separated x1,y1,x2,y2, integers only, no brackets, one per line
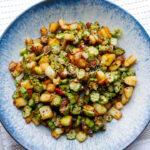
0,0,150,150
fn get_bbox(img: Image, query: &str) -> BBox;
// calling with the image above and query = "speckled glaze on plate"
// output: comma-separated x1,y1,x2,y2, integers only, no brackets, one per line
0,0,150,150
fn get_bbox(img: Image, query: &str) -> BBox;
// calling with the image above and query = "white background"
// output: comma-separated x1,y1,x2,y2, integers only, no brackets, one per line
0,0,150,150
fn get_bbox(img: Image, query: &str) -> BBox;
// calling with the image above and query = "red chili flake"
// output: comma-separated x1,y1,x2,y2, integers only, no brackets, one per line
27,89,33,98
55,88,64,95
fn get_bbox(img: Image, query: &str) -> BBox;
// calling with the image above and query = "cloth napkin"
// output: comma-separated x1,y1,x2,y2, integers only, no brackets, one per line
0,0,150,150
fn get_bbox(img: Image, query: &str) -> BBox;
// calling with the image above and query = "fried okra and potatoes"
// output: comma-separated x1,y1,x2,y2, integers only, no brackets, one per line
8,19,137,142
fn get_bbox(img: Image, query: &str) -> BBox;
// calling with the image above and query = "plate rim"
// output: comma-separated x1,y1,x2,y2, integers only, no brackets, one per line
0,0,150,150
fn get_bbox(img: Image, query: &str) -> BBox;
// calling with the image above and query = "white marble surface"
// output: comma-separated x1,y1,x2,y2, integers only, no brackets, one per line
0,0,150,150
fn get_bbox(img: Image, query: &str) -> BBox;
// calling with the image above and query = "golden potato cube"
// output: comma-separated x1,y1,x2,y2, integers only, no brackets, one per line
83,105,94,112
69,23,80,30
33,66,44,75
58,19,69,30
121,93,129,105
21,80,33,89
99,26,112,38
89,35,96,44
8,61,17,72
26,61,37,69
25,37,33,45
40,27,47,35
108,107,122,120
14,97,27,108
60,68,68,78
49,22,59,33
40,93,53,102
39,56,50,64
47,83,56,92
101,54,116,66
60,115,72,126
123,76,137,86
124,55,136,67
76,131,87,142
93,103,107,115
15,63,23,73
53,76,61,85
51,128,64,139
115,102,123,110
71,48,81,54
93,34,99,42
109,59,121,71
32,43,43,54
48,38,60,46
12,70,20,78
96,70,106,84
123,87,134,99
39,106,53,120
64,33,74,41
32,117,40,126
40,63,49,72
45,66,56,79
